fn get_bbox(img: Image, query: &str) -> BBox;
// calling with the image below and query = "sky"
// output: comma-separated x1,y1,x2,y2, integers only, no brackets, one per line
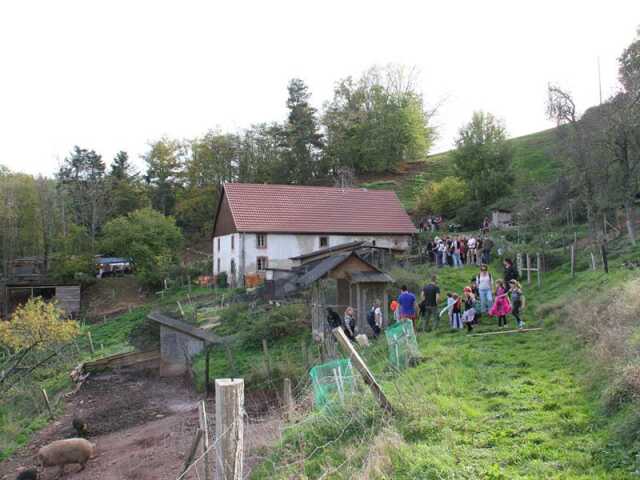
0,1,639,176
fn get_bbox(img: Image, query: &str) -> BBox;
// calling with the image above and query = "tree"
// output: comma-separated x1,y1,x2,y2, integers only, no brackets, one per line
100,208,183,288
546,85,611,242
323,65,436,174
619,27,640,95
452,111,514,205
144,138,184,216
282,79,324,184
237,123,287,183
416,177,469,218
107,151,147,219
57,146,107,243
0,298,79,391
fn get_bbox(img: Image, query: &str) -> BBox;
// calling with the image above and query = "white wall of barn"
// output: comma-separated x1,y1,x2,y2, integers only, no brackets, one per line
213,232,410,278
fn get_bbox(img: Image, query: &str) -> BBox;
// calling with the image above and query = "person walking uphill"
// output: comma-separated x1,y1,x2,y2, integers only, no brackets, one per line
476,264,494,314
421,275,441,331
503,258,519,284
367,300,383,338
398,285,417,330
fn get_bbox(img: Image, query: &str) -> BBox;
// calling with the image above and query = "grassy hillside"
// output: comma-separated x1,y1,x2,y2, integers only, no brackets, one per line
358,127,560,212
251,260,640,479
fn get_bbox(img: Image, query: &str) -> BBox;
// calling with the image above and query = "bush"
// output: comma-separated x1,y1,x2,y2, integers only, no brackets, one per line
416,176,469,218
100,208,183,289
48,254,96,285
213,303,307,348
216,271,228,288
565,278,640,435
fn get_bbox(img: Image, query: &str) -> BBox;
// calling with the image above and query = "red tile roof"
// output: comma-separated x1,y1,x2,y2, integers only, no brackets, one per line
221,183,416,235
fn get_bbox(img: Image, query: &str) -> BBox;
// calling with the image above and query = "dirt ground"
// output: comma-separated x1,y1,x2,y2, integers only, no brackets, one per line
83,277,149,321
1,369,283,480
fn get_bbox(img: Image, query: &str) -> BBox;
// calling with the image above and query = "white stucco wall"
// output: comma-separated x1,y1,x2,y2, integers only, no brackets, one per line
212,233,240,283
213,232,410,278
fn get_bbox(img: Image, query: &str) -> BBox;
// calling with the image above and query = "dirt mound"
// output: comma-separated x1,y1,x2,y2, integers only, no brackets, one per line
83,277,149,321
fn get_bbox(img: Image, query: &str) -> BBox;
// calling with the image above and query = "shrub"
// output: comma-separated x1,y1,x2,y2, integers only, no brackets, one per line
416,176,469,218
216,271,228,288
100,208,183,289
565,278,640,430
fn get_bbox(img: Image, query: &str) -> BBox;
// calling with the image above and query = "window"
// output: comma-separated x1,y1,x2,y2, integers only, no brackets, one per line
217,238,220,252
217,258,220,273
257,256,268,271
230,259,236,274
319,236,329,248
256,234,267,249
231,235,235,250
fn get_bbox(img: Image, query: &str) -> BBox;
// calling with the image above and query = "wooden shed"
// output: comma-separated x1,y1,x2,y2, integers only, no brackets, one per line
491,209,513,229
296,252,394,357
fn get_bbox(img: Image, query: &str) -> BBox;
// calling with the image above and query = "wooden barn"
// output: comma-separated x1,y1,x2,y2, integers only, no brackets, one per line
0,257,81,319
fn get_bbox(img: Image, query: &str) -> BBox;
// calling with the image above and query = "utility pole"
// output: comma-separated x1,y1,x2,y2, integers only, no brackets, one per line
597,56,603,105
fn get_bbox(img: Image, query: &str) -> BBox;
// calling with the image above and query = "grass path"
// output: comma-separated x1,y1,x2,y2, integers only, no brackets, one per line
391,327,630,478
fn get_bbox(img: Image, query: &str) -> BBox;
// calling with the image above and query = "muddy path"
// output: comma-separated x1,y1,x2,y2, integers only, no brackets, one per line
1,370,282,479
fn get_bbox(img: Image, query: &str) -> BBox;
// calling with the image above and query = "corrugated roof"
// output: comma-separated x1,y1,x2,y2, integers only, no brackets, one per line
222,183,416,234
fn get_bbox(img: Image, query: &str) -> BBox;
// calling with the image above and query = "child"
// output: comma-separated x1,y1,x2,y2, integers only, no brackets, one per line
462,287,476,332
489,279,512,327
343,306,356,340
390,298,399,323
450,293,463,329
446,292,455,325
509,280,526,329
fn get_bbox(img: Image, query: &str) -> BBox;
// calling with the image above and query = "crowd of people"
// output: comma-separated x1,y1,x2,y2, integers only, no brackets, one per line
426,234,496,268
393,258,524,333
327,257,526,341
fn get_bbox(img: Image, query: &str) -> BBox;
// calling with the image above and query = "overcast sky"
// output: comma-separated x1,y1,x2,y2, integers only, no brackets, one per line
0,1,638,176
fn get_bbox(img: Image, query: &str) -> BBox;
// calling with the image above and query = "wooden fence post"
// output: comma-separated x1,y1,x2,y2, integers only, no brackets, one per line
526,254,532,285
225,345,237,378
262,339,272,377
283,378,293,419
332,327,394,414
41,388,53,419
215,378,244,480
536,253,542,287
205,347,211,397
87,332,95,354
570,244,576,279
198,401,211,480
590,252,597,271
601,244,609,274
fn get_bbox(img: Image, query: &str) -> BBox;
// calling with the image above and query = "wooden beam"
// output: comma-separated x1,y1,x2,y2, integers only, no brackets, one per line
469,328,543,337
180,429,203,477
198,401,211,480
526,254,531,285
332,327,394,414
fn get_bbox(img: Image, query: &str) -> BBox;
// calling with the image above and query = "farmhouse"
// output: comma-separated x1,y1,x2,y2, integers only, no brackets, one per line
212,183,416,286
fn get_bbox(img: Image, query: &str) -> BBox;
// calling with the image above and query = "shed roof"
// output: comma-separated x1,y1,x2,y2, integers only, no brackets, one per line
350,271,394,283
216,183,416,235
